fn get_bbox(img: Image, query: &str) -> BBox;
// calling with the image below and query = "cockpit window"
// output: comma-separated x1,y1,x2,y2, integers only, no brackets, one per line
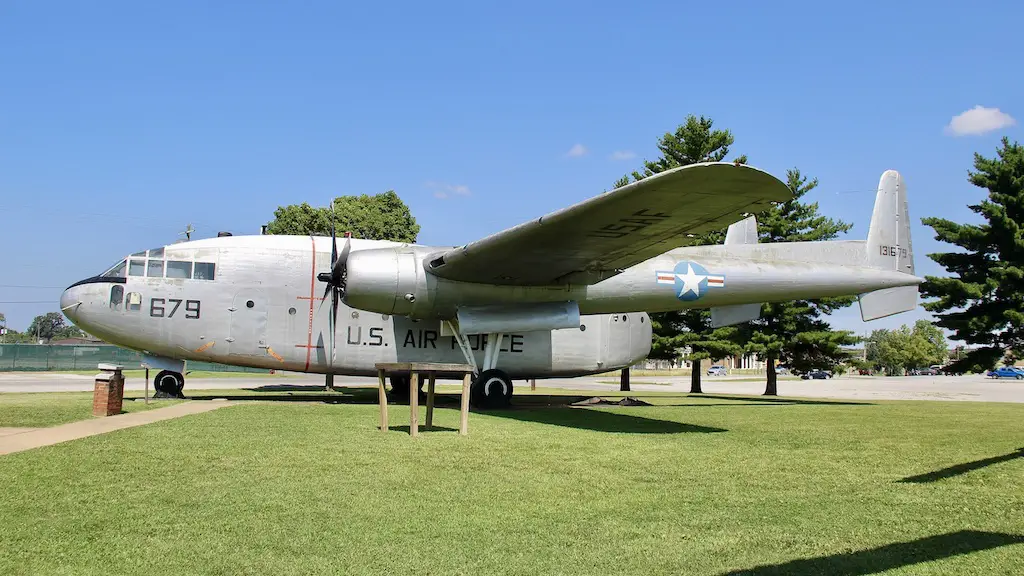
194,262,215,280
166,260,192,279
147,260,164,278
101,260,127,278
109,285,124,310
129,259,145,276
148,247,164,258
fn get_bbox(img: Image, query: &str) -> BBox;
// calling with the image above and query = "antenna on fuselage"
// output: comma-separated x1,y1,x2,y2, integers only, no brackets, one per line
179,223,195,241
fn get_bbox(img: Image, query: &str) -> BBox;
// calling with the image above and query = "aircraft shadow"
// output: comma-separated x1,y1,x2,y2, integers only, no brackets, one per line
897,448,1024,484
170,388,711,434
687,394,874,407
489,406,727,434
720,530,1024,576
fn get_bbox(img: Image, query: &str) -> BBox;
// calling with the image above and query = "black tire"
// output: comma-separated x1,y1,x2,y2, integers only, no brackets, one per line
154,370,185,398
471,369,513,410
388,375,426,404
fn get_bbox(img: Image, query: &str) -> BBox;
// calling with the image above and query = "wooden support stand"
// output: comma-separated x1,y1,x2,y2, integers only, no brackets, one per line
375,362,474,437
93,364,125,417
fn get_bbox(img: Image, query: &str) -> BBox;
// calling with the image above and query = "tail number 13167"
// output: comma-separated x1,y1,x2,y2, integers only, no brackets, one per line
150,298,201,319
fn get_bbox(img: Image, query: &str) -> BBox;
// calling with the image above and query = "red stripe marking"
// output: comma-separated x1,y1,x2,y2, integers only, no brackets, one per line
304,237,316,371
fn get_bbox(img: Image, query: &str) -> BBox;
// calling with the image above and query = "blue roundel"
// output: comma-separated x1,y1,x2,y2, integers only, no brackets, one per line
674,261,709,301
655,260,725,302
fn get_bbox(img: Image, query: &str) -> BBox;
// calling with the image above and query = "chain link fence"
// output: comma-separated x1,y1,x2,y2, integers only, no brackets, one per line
0,344,268,372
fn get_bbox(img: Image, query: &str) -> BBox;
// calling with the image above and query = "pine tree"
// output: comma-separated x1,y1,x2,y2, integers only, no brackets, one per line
615,115,746,392
740,168,860,395
920,137,1024,373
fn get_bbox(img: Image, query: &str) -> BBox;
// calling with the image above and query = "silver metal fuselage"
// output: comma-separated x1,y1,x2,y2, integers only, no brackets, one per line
60,236,653,379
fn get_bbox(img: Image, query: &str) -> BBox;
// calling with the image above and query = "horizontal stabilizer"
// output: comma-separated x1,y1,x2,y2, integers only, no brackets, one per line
859,286,918,321
725,215,758,245
711,303,762,327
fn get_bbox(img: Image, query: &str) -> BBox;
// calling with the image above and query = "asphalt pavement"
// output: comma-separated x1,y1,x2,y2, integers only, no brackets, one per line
1,371,1022,403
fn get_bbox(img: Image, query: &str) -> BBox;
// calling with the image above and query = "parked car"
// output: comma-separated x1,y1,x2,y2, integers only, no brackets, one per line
986,367,1023,379
801,370,832,380
707,365,727,376
916,367,940,376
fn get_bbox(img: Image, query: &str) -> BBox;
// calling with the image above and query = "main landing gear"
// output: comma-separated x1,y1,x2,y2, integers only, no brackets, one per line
446,320,514,410
153,370,185,399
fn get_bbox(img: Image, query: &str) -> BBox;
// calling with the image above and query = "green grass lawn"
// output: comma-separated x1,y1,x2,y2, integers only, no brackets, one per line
0,389,1021,575
0,392,183,428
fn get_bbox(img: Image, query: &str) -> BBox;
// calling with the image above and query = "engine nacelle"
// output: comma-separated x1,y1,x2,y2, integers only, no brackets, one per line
342,246,587,320
343,247,426,316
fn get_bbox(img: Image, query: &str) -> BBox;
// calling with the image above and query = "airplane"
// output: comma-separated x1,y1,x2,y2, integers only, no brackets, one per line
60,163,920,408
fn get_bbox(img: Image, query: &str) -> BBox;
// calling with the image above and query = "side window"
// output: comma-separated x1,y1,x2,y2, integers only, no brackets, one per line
166,260,192,279
126,292,142,312
194,262,216,280
129,259,145,276
147,260,164,278
109,285,124,310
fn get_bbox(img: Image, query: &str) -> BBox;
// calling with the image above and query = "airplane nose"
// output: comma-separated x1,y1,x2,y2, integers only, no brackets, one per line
60,285,82,322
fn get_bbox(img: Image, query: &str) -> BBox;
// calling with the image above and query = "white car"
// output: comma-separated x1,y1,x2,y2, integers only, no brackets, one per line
707,365,727,376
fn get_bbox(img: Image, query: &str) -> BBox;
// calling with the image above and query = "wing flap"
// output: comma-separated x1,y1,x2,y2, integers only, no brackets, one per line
427,162,791,286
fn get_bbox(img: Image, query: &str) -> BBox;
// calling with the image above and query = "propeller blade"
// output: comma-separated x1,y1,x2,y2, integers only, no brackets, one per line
330,287,339,365
330,200,338,269
331,235,352,295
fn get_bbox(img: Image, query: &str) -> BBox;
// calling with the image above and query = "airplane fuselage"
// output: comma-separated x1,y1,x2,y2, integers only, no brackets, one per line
61,234,919,380
60,236,654,379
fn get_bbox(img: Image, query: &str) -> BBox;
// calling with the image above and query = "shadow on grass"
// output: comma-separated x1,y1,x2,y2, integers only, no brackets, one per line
687,394,873,407
721,530,1024,575
898,448,1024,483
489,406,727,434
386,424,458,434
171,388,714,434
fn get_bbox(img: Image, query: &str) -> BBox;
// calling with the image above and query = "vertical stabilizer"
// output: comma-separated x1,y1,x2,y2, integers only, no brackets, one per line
865,170,914,274
859,170,918,321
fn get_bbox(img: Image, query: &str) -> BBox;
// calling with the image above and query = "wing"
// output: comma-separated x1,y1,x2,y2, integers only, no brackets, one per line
425,162,792,286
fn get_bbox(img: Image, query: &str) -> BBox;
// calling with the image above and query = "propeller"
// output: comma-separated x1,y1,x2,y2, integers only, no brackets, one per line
316,201,352,368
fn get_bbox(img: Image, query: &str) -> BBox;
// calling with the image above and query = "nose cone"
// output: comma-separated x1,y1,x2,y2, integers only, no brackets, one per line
60,285,82,323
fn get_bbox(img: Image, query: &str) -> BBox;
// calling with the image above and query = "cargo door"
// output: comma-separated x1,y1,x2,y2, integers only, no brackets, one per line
228,289,268,357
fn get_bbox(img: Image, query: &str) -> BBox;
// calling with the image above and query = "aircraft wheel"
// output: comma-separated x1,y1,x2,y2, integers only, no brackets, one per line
471,369,513,410
388,375,426,404
154,370,185,398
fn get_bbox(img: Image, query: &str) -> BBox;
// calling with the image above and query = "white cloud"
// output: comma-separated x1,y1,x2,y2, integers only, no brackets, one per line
945,105,1016,136
565,143,588,158
426,181,471,200
609,150,636,161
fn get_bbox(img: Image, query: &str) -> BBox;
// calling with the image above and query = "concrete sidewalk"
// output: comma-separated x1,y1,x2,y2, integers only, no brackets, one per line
0,400,237,456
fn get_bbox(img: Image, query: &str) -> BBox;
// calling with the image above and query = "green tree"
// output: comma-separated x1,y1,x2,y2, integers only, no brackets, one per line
26,312,67,342
614,114,747,392
865,320,948,375
740,168,860,395
265,190,420,242
920,138,1024,373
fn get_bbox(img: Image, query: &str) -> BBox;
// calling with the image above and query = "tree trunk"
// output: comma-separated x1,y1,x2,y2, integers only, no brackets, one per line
690,358,703,394
619,367,630,392
764,355,778,396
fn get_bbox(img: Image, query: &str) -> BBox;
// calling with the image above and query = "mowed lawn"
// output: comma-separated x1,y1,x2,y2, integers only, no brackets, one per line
0,389,1022,575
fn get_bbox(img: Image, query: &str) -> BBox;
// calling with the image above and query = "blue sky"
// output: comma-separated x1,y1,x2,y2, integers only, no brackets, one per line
1,0,1020,337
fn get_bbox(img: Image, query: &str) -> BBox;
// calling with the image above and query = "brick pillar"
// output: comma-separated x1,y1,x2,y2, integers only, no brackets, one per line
93,365,125,417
